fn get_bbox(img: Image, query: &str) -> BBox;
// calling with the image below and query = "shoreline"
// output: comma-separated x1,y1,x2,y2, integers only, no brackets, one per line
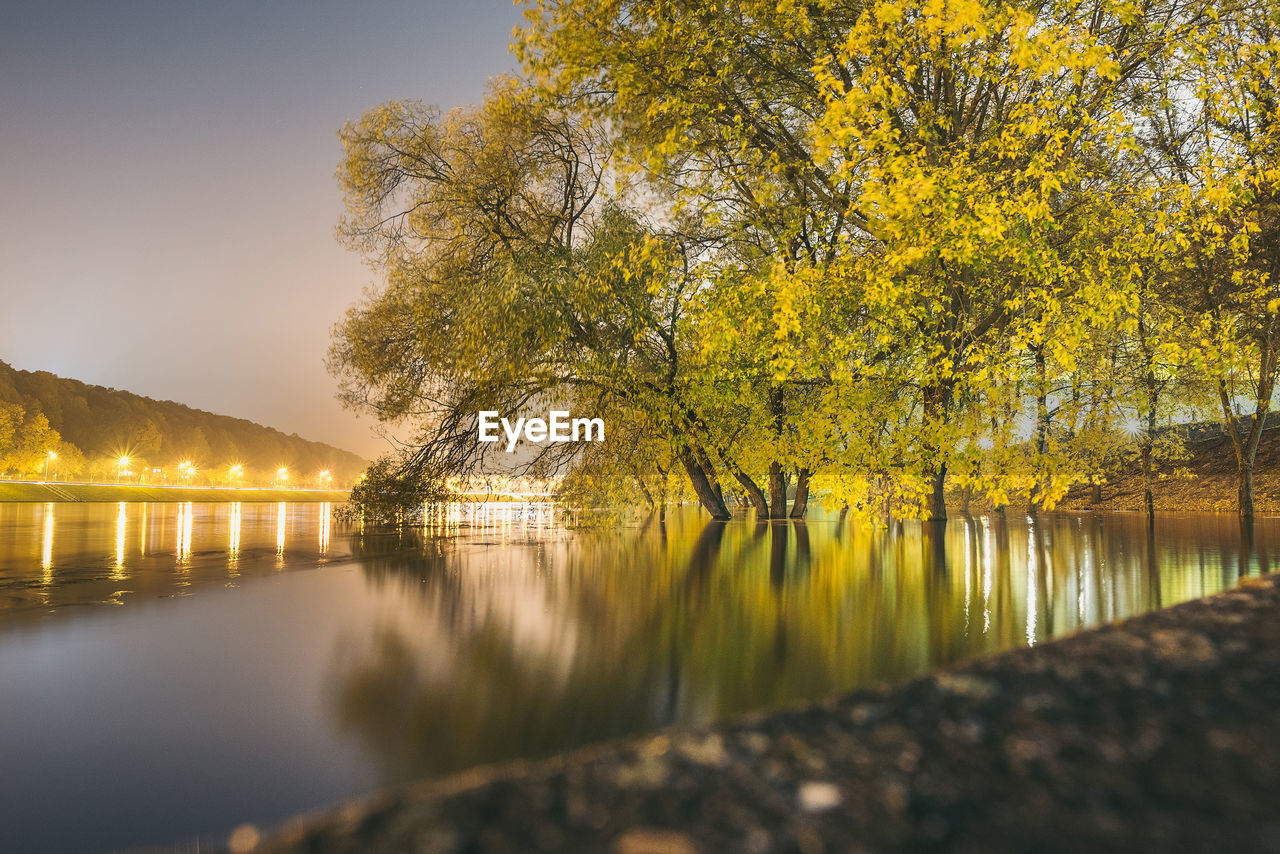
0,481,349,503
218,573,1280,853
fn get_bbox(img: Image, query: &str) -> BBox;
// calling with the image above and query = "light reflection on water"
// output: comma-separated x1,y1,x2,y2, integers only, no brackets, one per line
0,502,1273,853
228,501,241,571
276,500,287,559
113,502,126,577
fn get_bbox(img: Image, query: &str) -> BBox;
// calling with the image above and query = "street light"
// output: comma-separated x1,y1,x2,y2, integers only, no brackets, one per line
229,464,243,487
117,456,128,484
319,470,331,489
44,451,56,482
276,467,288,488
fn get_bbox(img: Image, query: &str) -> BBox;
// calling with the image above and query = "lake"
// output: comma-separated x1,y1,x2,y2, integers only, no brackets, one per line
0,501,1271,853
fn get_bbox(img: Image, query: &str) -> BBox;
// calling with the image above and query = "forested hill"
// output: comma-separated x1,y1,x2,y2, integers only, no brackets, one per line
0,360,366,486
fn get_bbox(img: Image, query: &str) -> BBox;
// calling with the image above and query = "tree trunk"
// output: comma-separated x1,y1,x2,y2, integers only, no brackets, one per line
1142,371,1159,519
635,476,655,510
926,463,948,521
679,447,730,520
1141,439,1155,519
682,410,767,518
1091,481,1102,505
732,472,769,517
723,459,769,518
691,444,724,508
922,383,951,522
1217,338,1276,519
789,468,810,519
656,463,668,523
1029,344,1050,513
768,462,788,519
1240,465,1256,519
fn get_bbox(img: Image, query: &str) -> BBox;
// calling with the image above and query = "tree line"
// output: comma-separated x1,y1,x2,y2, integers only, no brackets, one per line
330,0,1280,521
0,361,366,485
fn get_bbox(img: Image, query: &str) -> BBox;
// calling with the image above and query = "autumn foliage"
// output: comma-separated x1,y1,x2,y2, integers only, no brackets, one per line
331,0,1280,520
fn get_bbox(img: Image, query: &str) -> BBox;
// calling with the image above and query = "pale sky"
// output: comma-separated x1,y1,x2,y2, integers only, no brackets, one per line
0,1,526,458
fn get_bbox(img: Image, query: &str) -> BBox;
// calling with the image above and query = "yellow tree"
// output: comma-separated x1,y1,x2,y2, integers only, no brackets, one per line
330,82,794,520
1143,2,1280,517
807,1,1189,518
522,0,1202,520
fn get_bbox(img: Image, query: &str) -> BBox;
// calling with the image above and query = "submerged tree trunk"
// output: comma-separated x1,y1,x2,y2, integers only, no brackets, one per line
731,466,770,518
768,462,788,519
926,463,948,522
691,444,724,509
679,447,730,520
683,409,768,518
655,462,669,523
789,468,810,519
923,383,952,522
635,476,655,511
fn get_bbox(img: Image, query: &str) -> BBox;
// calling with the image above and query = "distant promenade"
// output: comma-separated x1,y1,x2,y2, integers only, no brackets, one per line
0,480,349,503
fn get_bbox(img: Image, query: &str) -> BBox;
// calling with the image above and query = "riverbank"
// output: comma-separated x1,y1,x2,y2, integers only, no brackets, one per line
0,481,348,503
226,572,1280,853
951,420,1280,515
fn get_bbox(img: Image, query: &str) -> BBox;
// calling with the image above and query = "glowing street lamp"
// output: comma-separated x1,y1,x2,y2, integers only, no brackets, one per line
229,464,243,487
117,456,128,484
275,467,288,488
318,470,331,489
44,451,56,482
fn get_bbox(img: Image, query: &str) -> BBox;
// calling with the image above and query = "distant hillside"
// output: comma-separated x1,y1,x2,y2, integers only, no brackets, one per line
0,360,366,487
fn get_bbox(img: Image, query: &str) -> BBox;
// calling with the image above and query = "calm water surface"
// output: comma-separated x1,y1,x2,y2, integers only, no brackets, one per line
0,501,1273,853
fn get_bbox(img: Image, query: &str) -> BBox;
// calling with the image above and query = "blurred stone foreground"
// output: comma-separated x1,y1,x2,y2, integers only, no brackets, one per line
238,574,1280,854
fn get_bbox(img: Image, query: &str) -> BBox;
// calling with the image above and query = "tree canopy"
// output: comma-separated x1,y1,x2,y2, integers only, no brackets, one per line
332,0,1280,521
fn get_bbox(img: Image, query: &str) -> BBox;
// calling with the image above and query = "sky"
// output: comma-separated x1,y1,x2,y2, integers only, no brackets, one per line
0,0,526,459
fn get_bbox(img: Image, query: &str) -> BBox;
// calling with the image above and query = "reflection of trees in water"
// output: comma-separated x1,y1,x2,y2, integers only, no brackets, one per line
328,510,1279,787
329,517,732,783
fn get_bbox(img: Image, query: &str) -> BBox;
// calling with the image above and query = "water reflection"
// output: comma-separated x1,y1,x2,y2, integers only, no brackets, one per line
319,502,331,555
228,501,242,571
176,502,193,563
424,500,556,536
113,502,127,578
0,502,342,620
325,509,1271,787
276,501,287,560
40,502,53,577
0,504,1276,854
